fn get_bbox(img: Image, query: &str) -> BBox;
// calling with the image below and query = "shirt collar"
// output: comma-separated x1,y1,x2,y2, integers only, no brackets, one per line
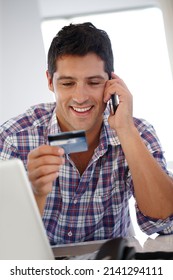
48,108,61,136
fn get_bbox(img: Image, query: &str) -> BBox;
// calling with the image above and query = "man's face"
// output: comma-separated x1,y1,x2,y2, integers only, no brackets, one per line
47,53,109,133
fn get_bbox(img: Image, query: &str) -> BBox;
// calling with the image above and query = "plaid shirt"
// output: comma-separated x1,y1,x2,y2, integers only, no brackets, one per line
1,102,173,245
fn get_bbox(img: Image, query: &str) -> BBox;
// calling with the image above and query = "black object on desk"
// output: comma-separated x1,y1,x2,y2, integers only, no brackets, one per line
95,237,135,260
95,237,173,260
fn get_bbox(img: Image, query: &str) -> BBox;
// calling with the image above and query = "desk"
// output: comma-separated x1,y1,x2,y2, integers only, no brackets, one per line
138,235,173,252
126,234,173,253
52,239,106,258
52,234,173,258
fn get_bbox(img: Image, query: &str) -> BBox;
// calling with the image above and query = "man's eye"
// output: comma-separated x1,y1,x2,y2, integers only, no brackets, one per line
89,81,100,85
62,82,74,86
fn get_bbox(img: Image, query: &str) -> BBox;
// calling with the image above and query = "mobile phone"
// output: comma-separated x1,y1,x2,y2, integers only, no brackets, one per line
111,94,119,114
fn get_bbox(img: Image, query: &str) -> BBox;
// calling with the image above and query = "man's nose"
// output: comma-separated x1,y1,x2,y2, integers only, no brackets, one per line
72,84,89,103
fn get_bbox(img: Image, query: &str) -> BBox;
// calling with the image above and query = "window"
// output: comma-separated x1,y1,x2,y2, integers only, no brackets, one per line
41,8,173,163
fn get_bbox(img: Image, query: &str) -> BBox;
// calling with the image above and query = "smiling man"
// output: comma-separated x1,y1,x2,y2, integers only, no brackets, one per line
1,22,173,245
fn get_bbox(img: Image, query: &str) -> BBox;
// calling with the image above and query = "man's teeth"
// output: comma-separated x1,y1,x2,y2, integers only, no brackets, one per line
72,106,91,112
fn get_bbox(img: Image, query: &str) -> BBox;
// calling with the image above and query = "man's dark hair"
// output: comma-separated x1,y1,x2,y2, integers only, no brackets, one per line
47,22,114,78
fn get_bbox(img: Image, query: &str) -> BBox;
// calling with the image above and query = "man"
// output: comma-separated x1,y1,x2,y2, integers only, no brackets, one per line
0,22,173,245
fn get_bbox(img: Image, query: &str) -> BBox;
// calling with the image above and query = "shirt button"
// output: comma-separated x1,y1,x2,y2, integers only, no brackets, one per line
74,199,78,204
68,231,73,237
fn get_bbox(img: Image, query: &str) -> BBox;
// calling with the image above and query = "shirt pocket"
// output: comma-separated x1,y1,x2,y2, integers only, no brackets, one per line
91,187,117,221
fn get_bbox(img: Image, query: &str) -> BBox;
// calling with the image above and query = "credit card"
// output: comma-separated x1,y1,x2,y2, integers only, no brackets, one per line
48,130,88,154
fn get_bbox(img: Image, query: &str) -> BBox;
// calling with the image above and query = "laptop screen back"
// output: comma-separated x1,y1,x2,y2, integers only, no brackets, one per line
0,159,54,260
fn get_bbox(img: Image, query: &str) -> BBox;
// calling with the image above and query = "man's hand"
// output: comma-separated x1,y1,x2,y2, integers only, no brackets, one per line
27,145,65,214
104,72,134,133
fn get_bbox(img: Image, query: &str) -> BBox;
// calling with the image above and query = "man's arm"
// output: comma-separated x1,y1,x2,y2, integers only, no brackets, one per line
117,124,173,219
104,73,173,219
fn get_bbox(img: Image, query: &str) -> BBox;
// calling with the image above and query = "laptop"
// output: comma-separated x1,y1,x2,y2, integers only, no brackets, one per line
0,159,105,260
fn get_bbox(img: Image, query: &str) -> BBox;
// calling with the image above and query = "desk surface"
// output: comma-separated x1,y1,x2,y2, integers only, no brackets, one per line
52,234,173,258
128,234,173,252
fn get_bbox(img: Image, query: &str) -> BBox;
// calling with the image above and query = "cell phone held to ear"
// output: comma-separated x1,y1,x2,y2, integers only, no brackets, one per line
111,94,119,114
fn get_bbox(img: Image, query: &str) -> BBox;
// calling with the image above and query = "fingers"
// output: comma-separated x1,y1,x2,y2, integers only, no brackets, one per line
31,172,59,196
28,158,63,183
28,144,64,161
104,72,130,103
111,72,120,79
28,146,64,168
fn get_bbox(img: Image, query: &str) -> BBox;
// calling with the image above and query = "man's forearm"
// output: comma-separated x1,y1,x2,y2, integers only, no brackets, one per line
117,125,173,219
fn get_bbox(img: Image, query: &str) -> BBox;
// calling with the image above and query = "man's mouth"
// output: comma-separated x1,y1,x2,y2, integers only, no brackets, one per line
71,106,92,113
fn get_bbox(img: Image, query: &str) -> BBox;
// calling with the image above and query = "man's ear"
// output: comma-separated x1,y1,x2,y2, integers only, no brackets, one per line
46,70,54,92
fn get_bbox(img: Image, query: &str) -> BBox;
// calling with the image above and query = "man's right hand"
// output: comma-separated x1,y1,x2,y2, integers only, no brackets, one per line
27,145,65,214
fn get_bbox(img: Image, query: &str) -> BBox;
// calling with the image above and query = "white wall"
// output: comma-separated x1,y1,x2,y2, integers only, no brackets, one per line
0,0,53,124
39,0,159,19
158,0,173,78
